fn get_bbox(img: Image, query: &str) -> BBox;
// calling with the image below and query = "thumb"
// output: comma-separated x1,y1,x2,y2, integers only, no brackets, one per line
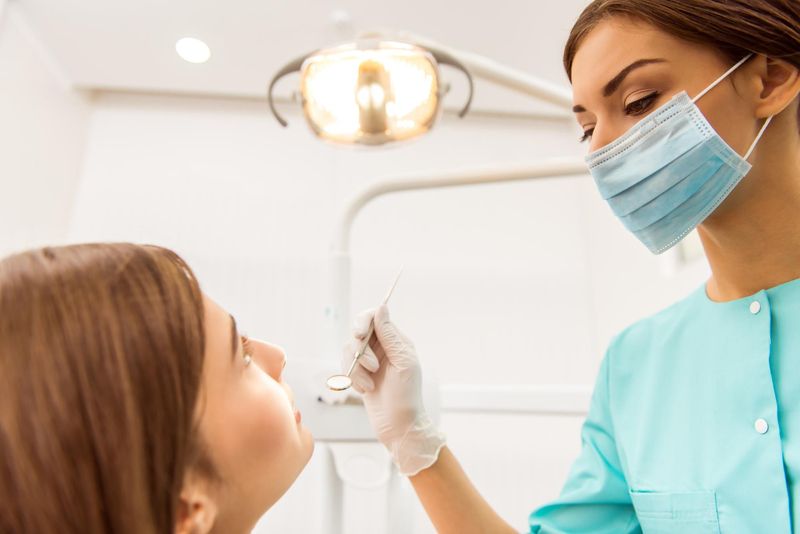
373,304,394,339
352,307,377,340
372,305,410,362
374,303,391,324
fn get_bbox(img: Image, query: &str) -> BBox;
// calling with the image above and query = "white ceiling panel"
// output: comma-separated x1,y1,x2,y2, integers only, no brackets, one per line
12,0,589,111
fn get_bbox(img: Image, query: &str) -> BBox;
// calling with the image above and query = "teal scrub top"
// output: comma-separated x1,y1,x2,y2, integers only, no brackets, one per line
530,278,800,533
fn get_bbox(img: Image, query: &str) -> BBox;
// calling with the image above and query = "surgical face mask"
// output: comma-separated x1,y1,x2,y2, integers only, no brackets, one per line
586,54,773,254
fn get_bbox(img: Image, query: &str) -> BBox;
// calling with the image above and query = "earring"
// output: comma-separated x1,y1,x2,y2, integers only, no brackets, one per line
243,354,253,367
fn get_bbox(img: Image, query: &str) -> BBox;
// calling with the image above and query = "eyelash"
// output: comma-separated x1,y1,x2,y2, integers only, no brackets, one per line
579,91,660,143
625,91,660,116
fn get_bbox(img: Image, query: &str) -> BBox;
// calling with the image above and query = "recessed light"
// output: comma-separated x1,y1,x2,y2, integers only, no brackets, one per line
176,37,211,64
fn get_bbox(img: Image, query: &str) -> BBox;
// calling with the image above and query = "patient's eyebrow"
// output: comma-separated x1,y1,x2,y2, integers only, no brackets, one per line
229,315,238,361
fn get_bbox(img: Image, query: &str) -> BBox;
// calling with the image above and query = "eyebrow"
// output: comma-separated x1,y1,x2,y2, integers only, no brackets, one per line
229,315,238,361
572,58,668,113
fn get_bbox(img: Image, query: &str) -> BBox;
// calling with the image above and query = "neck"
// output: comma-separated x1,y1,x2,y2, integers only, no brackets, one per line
700,129,800,301
209,511,256,534
210,521,254,534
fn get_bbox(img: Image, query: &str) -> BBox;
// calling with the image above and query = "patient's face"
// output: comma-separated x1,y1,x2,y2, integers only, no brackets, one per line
197,295,313,532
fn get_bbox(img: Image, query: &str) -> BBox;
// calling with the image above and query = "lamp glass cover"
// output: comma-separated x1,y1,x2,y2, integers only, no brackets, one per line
300,41,440,145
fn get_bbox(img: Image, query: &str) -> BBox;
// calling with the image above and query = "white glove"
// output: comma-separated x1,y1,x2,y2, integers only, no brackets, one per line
342,304,446,476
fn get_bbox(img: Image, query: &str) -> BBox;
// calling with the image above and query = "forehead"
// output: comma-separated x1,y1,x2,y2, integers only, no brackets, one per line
571,18,703,95
202,295,232,368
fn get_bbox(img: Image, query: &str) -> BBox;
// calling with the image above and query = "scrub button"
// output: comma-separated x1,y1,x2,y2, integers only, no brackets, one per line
755,418,769,434
749,301,761,314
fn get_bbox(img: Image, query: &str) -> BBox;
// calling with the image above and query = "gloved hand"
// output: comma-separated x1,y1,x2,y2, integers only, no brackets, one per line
342,304,446,476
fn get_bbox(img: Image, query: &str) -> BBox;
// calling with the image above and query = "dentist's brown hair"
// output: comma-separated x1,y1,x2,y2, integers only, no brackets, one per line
0,243,212,533
564,0,800,129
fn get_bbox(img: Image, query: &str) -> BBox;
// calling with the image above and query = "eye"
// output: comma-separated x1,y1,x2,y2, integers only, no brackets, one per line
580,128,594,143
625,92,659,116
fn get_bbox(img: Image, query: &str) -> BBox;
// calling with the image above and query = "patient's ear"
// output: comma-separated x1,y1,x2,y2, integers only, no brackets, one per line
174,479,218,534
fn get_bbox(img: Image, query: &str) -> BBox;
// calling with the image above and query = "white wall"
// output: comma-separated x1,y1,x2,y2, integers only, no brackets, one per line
0,5,91,257
65,92,710,532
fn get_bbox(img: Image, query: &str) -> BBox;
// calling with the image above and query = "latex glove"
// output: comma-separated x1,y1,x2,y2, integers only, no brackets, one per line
342,305,446,476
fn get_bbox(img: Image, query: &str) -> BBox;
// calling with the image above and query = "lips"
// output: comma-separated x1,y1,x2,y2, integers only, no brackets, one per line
294,408,302,424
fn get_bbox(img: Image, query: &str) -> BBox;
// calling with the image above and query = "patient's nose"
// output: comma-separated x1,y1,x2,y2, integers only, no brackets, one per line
249,339,287,381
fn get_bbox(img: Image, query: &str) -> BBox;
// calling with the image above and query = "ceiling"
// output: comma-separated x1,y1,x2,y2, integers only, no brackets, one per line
12,0,590,113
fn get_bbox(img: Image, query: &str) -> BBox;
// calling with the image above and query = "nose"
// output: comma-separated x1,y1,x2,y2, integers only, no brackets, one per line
282,382,295,407
588,124,619,153
248,338,287,381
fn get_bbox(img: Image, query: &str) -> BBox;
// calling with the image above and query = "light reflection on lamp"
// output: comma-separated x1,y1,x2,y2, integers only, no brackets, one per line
355,60,392,135
268,40,473,146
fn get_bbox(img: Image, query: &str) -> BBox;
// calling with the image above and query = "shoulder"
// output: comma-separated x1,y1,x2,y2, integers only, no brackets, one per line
607,284,705,364
596,285,707,407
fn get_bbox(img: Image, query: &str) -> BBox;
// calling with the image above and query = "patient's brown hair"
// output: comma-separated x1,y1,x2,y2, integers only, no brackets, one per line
0,243,209,533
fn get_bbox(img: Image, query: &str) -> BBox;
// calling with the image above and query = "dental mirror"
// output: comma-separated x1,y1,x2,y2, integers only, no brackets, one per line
326,266,404,392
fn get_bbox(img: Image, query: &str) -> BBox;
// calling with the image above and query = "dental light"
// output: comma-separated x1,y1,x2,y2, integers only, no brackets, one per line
267,39,474,146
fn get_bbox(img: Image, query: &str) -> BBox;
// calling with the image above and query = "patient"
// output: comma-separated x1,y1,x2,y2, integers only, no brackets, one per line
0,243,313,534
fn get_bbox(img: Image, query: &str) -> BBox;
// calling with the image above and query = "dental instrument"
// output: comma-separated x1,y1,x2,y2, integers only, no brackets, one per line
326,266,403,391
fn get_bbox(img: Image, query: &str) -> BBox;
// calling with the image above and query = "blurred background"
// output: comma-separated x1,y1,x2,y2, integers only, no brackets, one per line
0,0,711,531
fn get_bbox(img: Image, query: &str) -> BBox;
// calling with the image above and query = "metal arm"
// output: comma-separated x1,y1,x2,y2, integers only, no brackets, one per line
428,48,474,118
393,31,573,111
327,158,588,353
334,158,587,253
266,53,308,127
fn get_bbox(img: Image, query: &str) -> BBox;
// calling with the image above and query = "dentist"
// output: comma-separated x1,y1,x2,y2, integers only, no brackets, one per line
343,0,800,532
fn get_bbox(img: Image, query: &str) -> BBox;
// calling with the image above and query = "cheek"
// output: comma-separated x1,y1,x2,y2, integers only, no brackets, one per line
231,372,299,460
204,369,309,488
201,368,314,521
231,370,314,507
701,93,755,155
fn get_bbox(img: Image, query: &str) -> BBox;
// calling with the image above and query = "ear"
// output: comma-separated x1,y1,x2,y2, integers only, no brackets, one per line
753,55,800,119
174,482,218,534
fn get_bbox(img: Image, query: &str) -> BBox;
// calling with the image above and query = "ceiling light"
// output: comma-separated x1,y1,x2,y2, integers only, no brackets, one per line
176,37,211,64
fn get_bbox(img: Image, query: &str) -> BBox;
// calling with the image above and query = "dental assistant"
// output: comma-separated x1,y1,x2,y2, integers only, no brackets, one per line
342,0,800,532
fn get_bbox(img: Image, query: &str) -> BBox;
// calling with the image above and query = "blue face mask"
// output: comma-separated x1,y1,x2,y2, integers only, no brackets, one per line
585,55,773,254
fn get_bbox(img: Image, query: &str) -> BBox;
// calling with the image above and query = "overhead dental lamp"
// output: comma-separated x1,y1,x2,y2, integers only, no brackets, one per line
267,39,474,146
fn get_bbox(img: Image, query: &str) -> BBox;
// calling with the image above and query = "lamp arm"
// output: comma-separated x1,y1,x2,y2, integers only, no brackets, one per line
427,48,474,119
267,54,309,127
334,158,587,252
385,30,574,111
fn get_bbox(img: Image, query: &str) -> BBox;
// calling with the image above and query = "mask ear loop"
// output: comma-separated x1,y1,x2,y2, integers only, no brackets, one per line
743,115,773,160
692,53,753,104
689,53,772,160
